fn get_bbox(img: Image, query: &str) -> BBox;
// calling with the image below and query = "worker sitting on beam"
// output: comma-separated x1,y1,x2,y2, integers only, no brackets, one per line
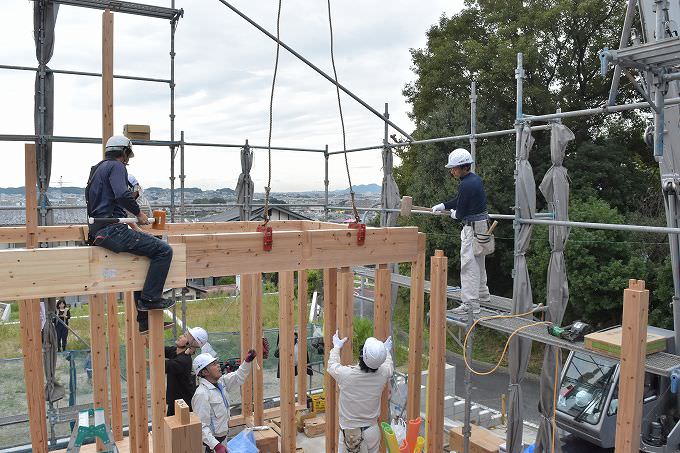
328,331,393,453
86,135,175,333
192,349,257,453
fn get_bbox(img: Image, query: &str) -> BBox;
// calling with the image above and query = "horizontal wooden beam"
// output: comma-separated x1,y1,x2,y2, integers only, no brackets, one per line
0,244,186,300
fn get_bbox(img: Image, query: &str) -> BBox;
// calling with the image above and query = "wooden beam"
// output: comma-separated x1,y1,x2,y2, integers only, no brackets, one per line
251,273,265,425
133,299,149,453
102,9,113,156
297,269,308,407
149,310,166,453
240,274,254,418
323,268,339,453
229,403,306,428
407,233,426,420
426,250,447,453
374,263,391,453
107,292,123,440
338,267,354,366
89,293,111,450
25,144,38,248
124,293,139,453
0,244,187,300
615,279,650,452
279,271,297,452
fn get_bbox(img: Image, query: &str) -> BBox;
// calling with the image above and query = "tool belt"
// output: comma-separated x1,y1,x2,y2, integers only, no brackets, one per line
471,219,495,256
341,427,369,453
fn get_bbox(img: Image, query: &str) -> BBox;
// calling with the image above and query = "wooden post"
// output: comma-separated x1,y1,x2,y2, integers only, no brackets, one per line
407,233,426,420
133,300,149,453
107,292,123,440
279,271,297,452
615,279,650,452
240,274,254,417
124,293,139,453
102,9,113,155
374,264,392,453
337,267,354,365
426,250,447,453
297,270,308,407
20,143,48,453
89,293,111,450
323,268,339,453
252,273,265,425
149,310,166,452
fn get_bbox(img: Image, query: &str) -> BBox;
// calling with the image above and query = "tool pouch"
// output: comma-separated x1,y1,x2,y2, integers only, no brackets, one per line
473,220,495,256
341,428,364,453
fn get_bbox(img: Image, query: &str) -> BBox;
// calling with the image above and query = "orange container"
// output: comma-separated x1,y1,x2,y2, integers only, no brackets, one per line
406,417,422,452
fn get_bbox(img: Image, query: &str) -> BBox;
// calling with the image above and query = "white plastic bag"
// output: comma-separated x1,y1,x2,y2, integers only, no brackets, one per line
391,417,407,445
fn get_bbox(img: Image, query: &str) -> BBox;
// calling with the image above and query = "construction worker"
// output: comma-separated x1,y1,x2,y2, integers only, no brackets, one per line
192,349,257,453
86,135,175,333
327,330,393,453
166,326,208,416
432,148,490,318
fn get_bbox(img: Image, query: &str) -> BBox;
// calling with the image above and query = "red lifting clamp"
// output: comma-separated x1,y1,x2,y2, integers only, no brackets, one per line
348,222,366,246
257,225,273,251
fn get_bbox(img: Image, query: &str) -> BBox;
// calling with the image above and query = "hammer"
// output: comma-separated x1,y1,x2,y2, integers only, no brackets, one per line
400,196,499,234
88,209,167,230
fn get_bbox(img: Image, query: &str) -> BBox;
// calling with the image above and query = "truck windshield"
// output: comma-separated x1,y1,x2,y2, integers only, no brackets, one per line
556,353,617,425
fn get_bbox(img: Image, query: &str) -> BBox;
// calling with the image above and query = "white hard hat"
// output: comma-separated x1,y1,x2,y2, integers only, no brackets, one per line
445,148,473,168
192,352,217,375
362,337,387,369
574,389,591,407
128,174,139,188
188,327,208,347
105,135,134,157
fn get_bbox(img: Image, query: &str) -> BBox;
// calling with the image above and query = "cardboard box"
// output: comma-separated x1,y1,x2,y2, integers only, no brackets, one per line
303,414,326,438
584,326,667,358
449,425,504,453
123,124,150,140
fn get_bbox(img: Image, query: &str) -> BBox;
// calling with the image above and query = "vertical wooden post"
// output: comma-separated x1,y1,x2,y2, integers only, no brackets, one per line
407,233,426,420
337,267,354,365
20,143,48,453
149,310,166,452
374,264,392,452
279,271,297,452
89,294,111,450
107,293,123,440
426,250,447,453
124,293,139,453
297,270,308,406
133,299,149,453
240,274,254,417
615,279,650,452
102,9,113,154
252,273,265,425
323,268,339,453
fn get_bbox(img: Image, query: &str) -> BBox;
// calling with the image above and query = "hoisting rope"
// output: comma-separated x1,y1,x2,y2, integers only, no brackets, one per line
327,0,360,223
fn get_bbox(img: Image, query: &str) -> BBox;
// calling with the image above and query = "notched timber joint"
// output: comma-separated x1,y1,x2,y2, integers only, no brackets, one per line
257,225,273,251
348,222,366,246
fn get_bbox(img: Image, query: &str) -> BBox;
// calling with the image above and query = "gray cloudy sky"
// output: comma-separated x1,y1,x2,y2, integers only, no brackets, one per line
0,0,462,191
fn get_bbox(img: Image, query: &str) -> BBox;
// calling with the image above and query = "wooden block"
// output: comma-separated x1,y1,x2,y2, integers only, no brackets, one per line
407,233,426,420
124,124,151,140
400,196,413,217
449,425,505,453
303,414,326,438
296,411,316,432
253,427,279,453
174,400,190,425
163,410,202,453
584,325,666,358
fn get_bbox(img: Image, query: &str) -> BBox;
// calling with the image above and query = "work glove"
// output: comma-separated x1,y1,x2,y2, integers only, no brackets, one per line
431,203,445,213
384,336,393,353
332,330,348,349
245,349,257,363
214,443,227,453
450,209,457,219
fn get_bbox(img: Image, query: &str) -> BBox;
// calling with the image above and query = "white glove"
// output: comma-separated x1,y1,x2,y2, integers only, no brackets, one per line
332,330,348,349
432,203,445,213
450,209,457,219
384,336,393,353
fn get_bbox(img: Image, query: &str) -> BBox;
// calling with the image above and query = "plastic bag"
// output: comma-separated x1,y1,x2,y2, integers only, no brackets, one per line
226,428,259,453
391,417,407,445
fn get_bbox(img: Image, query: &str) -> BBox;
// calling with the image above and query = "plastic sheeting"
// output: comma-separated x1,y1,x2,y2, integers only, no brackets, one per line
506,123,536,453
534,123,575,453
236,145,254,221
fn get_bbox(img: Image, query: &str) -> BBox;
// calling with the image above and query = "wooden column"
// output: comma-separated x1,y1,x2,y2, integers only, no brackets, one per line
615,279,650,452
297,270,308,406
124,293,139,453
107,293,123,440
102,9,113,153
252,273,265,425
407,233,426,420
20,143,48,453
240,274,254,417
337,267,354,365
374,263,391,453
149,310,166,452
90,293,111,451
133,300,149,453
426,250,447,453
279,271,297,452
323,268,339,453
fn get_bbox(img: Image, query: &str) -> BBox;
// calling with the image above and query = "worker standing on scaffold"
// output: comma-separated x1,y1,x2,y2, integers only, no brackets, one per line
327,331,393,453
432,148,491,319
86,135,175,333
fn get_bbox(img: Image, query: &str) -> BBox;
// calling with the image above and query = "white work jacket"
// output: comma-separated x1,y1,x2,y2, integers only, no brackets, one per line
191,361,252,449
327,346,394,429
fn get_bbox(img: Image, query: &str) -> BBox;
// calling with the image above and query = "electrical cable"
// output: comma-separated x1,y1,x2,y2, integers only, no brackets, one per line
264,0,282,225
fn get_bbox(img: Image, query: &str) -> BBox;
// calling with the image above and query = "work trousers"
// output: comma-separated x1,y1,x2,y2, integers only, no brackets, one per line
460,221,490,304
338,424,381,453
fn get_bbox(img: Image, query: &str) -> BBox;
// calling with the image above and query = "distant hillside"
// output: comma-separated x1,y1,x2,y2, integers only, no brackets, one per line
333,184,381,194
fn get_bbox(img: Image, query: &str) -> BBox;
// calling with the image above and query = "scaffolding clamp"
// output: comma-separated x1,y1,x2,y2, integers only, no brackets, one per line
348,222,366,246
256,225,273,251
